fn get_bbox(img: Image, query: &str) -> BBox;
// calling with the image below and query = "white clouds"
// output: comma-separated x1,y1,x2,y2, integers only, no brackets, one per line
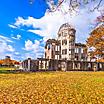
8,24,17,29
24,40,34,51
10,2,102,59
28,30,42,36
0,35,15,59
24,40,44,52
6,45,15,52
13,8,100,43
0,40,15,53
14,52,20,55
12,34,21,40
0,35,13,43
23,40,44,59
14,17,35,27
14,13,66,41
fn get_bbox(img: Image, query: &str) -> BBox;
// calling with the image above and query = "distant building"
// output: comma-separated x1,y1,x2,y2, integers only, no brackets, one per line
5,56,11,59
45,23,87,61
0,56,20,67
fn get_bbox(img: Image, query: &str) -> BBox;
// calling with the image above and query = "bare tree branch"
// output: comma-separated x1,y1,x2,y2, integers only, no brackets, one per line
91,0,103,12
29,0,104,13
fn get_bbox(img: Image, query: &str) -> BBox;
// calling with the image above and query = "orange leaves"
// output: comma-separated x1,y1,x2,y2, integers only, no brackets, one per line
87,24,104,58
0,60,4,65
0,59,20,66
97,59,104,62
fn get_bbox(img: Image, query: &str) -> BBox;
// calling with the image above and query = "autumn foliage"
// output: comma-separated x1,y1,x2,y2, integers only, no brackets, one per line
0,72,104,103
87,24,104,61
0,58,20,66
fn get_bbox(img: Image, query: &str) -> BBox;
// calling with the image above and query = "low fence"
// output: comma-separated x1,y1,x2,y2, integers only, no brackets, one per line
21,58,104,71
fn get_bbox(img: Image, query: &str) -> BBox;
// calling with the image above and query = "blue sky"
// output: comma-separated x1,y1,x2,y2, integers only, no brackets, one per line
0,0,103,60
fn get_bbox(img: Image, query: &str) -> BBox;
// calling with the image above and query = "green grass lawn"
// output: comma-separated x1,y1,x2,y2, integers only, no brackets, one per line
0,67,15,70
0,72,104,104
0,67,15,74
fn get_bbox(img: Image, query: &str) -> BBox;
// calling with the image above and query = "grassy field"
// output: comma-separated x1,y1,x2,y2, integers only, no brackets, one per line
0,67,15,74
0,72,104,104
0,67,15,70
0,67,15,72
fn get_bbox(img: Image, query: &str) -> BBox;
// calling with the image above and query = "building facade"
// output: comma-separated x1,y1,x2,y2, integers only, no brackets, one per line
45,23,87,61
21,23,104,71
58,23,76,60
45,39,61,60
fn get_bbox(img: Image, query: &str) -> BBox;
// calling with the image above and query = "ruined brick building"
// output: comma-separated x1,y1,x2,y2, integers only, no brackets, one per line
22,23,104,71
45,23,87,61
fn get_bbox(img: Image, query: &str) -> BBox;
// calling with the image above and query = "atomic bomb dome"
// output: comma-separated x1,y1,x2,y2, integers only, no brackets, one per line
58,23,76,37
58,23,74,30
45,23,87,61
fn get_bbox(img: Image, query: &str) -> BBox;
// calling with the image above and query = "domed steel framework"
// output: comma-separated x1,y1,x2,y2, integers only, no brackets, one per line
58,23,76,37
45,23,87,61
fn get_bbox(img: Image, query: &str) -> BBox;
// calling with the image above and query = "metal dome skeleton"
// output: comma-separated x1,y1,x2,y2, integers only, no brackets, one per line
58,23,76,37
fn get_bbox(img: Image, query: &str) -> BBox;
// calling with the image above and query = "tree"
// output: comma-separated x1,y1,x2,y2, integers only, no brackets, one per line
29,0,104,13
87,24,104,61
95,13,104,27
0,60,4,65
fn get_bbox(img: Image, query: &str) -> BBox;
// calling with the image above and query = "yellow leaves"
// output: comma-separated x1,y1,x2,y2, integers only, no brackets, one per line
87,25,104,46
87,25,104,58
0,58,20,66
0,72,104,103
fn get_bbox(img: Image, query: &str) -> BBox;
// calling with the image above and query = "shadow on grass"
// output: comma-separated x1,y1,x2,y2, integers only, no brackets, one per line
0,70,17,74
0,69,59,74
0,69,100,74
0,70,27,74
